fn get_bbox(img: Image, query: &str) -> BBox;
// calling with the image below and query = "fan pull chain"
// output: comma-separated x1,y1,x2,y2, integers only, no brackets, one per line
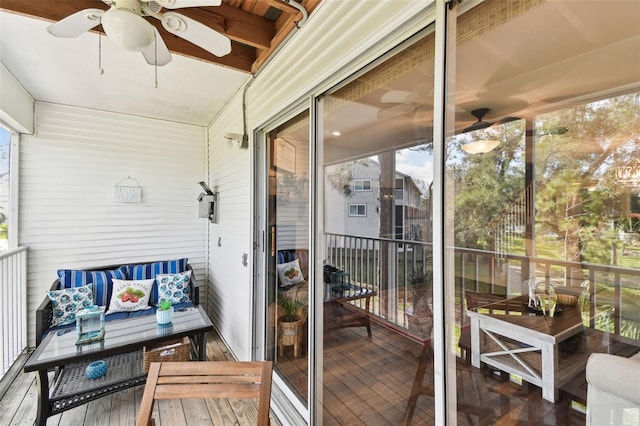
98,28,104,75
154,33,159,88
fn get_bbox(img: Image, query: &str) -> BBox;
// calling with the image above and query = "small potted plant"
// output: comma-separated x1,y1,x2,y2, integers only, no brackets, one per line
277,294,307,357
156,299,174,325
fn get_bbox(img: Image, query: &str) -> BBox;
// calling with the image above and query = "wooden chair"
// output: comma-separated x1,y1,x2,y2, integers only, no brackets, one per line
458,291,505,364
136,361,273,426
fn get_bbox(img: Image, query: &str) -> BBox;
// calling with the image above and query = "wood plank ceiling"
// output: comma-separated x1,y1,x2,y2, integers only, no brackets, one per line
0,0,322,74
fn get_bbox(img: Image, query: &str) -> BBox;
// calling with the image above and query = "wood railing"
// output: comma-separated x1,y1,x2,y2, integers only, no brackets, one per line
325,233,640,340
0,246,28,379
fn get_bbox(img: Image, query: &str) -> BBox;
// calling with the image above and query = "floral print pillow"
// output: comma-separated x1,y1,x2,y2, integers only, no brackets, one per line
156,271,192,305
47,284,94,327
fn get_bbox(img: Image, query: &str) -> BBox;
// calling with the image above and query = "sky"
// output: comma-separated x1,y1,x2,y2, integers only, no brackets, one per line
395,147,434,188
0,127,10,176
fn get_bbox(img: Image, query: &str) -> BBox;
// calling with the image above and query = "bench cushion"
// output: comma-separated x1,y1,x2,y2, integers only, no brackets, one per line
126,258,188,304
38,260,197,346
57,266,127,306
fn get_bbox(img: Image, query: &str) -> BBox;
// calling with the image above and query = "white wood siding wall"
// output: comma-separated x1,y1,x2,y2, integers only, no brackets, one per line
206,95,253,359
20,102,207,346
206,1,432,360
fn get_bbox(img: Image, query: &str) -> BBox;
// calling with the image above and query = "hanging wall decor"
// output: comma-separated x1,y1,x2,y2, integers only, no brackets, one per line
114,176,143,203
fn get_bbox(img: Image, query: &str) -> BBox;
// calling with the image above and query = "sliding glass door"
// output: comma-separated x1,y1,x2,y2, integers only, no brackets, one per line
265,112,311,407
446,0,640,424
260,1,640,423
317,30,437,424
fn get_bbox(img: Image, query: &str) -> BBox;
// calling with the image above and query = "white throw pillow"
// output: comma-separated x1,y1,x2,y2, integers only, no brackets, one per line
106,278,154,314
277,258,305,287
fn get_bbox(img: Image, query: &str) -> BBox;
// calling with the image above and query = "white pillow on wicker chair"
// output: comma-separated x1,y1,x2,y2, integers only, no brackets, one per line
277,259,305,287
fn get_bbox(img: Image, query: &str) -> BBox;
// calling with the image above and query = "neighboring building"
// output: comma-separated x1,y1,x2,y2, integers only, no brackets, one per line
326,158,428,245
395,170,429,242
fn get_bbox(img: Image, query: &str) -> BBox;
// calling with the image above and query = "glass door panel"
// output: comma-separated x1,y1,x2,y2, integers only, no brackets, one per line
446,0,640,423
266,111,310,406
319,31,436,424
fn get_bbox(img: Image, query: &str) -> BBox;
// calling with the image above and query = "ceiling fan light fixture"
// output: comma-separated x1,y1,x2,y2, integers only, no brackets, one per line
101,8,155,51
461,139,500,154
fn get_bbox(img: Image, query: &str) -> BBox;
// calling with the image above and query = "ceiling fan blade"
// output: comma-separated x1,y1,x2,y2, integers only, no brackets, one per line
161,12,231,57
47,8,104,38
140,28,172,65
152,0,222,9
381,90,415,104
378,103,419,121
490,116,521,127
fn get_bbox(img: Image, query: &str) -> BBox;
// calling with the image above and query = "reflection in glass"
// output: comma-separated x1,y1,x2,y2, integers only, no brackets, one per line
448,0,640,423
320,31,435,424
266,112,310,406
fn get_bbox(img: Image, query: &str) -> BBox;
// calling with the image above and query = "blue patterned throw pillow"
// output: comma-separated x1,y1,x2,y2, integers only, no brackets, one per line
155,271,192,305
47,284,94,327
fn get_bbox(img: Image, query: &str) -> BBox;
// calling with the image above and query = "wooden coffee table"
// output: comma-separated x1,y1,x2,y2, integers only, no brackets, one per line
467,295,584,402
24,305,213,426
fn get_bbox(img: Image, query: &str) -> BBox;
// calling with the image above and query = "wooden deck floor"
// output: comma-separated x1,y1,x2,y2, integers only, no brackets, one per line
0,330,277,426
1,325,587,425
277,322,588,426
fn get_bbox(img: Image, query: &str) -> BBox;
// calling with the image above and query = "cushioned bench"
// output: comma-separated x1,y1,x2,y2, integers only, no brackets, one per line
36,259,199,345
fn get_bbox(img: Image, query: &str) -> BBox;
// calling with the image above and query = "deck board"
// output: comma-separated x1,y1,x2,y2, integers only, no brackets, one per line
157,398,187,425
0,357,35,425
203,398,239,425
323,334,408,424
110,387,137,426
182,398,216,426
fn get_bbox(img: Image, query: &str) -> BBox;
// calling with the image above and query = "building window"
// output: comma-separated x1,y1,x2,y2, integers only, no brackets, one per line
353,179,372,191
348,204,367,217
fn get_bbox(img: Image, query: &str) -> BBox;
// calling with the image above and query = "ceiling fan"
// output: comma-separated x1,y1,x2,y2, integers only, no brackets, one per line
378,87,432,121
461,108,520,154
47,0,232,66
463,108,521,132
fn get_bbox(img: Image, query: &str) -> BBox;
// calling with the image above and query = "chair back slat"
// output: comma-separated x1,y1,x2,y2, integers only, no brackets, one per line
154,383,264,399
157,374,264,385
137,361,273,426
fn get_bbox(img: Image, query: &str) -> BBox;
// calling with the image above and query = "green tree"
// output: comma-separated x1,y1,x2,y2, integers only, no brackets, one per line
535,92,640,264
451,119,526,250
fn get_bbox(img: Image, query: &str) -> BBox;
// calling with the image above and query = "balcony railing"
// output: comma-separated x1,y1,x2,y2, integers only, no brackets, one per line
325,233,640,340
0,246,28,380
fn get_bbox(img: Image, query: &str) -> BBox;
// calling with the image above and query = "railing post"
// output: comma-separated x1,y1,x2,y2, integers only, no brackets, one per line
0,246,28,379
